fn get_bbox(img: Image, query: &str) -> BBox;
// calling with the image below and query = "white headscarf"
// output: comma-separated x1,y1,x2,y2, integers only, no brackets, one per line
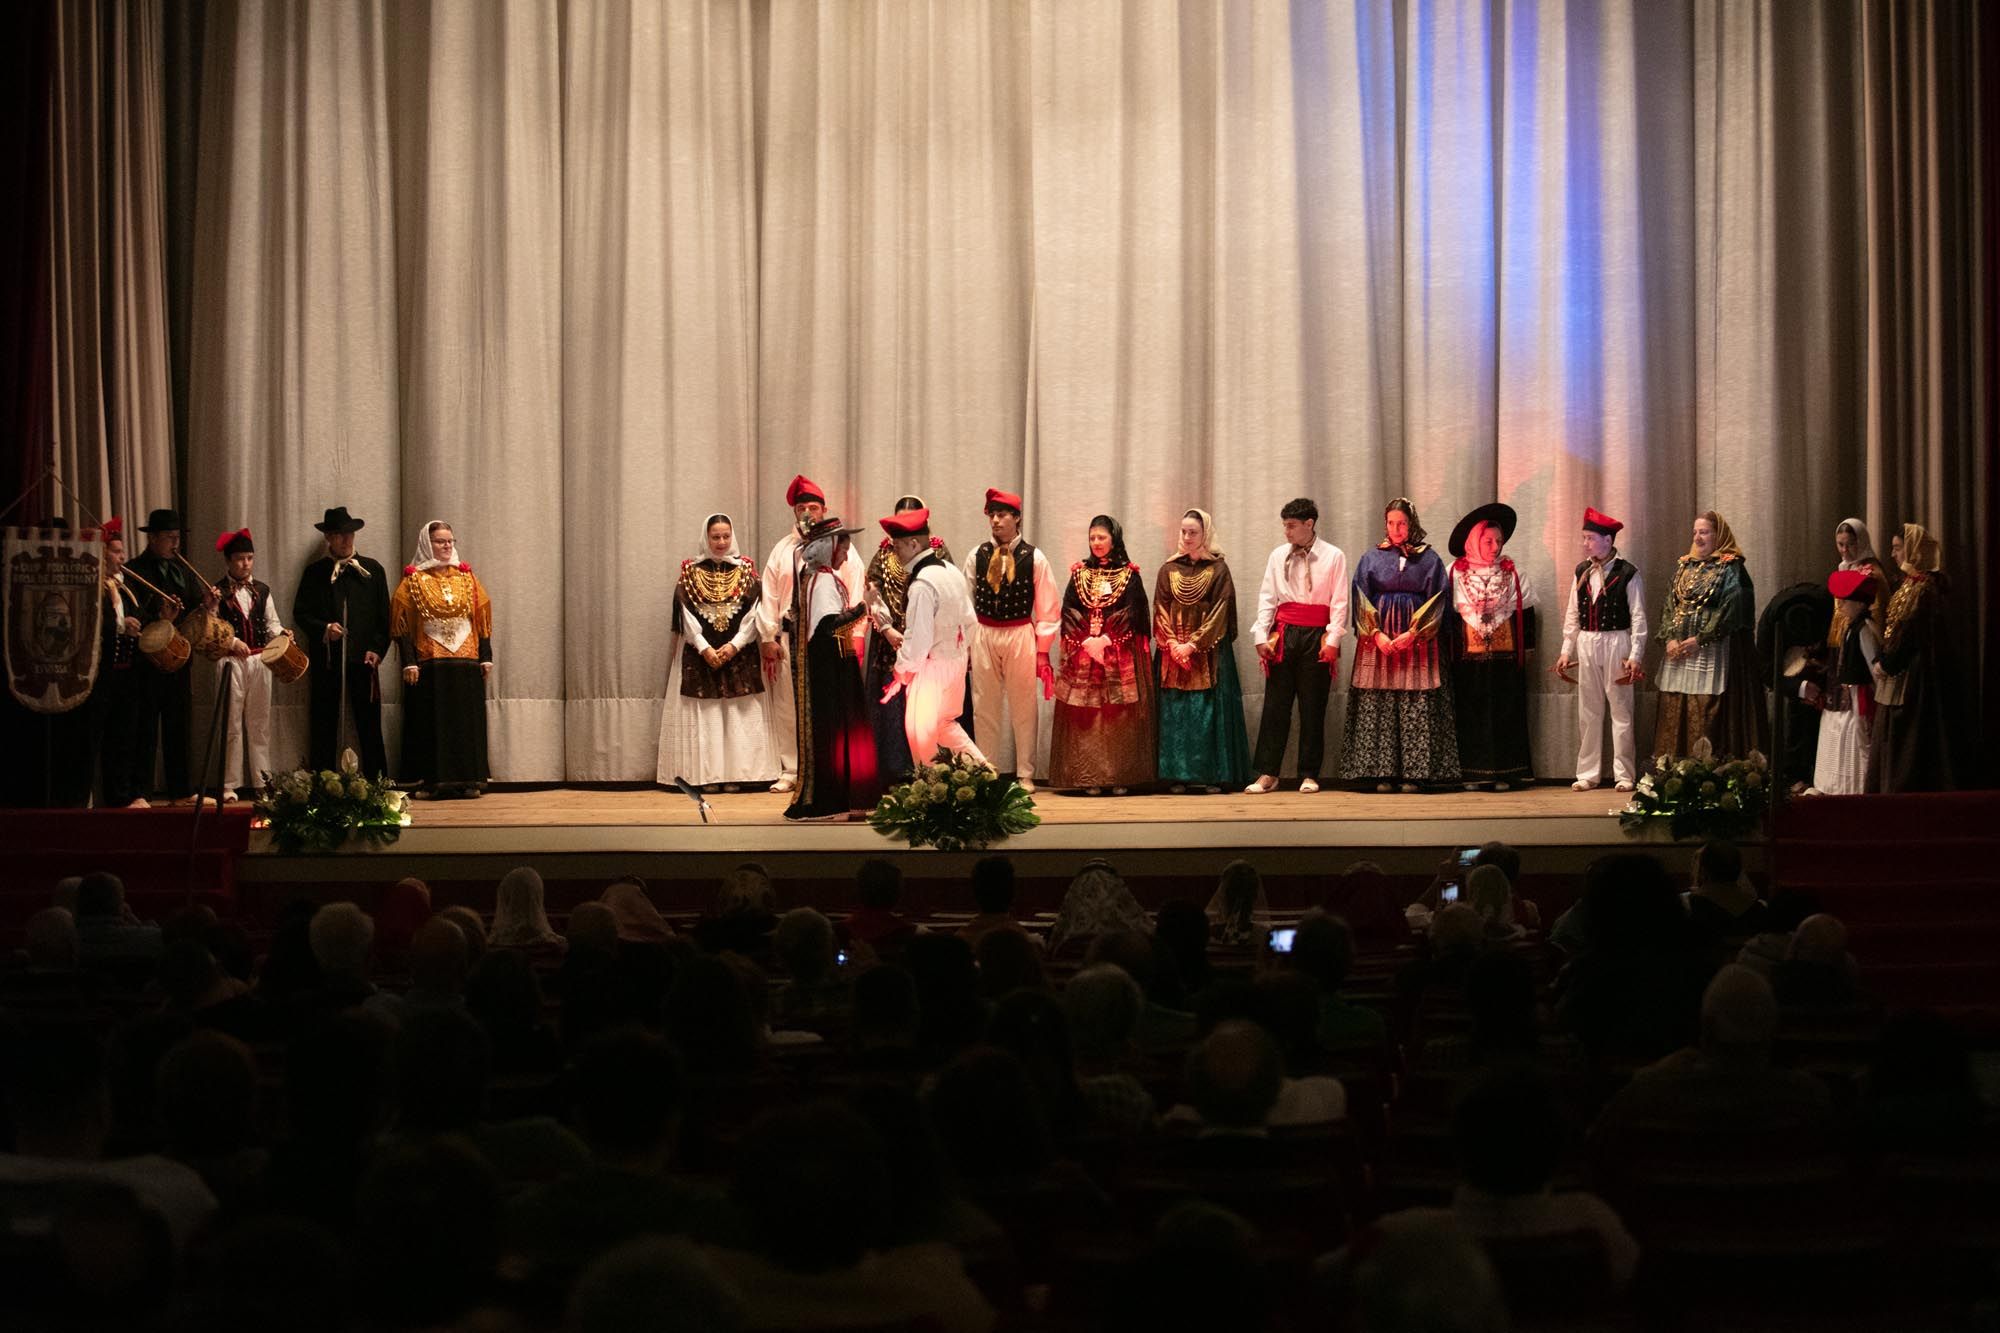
411,519,464,571
1834,517,1879,571
491,866,562,948
695,512,741,563
1178,507,1221,560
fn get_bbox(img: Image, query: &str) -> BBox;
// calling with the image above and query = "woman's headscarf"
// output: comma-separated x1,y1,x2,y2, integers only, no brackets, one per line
1685,511,1743,562
1834,518,1879,570
490,866,562,948
1898,523,1941,574
410,520,465,572
695,513,740,563
1378,497,1429,556
1178,508,1221,561
1047,858,1148,954
1084,515,1131,569
375,877,433,966
602,879,673,943
1204,859,1269,946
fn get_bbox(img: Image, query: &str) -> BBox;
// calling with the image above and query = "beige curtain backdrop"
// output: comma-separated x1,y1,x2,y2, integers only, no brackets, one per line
153,0,1988,782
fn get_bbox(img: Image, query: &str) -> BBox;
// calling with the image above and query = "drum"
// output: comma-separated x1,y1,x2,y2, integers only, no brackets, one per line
180,609,237,662
137,619,191,672
260,631,310,685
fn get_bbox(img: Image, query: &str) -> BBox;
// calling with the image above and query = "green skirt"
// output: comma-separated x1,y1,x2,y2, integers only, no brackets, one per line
1156,648,1251,787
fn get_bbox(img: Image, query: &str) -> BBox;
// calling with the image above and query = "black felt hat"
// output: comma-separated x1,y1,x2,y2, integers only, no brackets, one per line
313,506,366,534
1447,503,1518,559
138,508,183,533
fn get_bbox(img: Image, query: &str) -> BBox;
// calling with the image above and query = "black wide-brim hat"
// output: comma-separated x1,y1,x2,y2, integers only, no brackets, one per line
799,516,859,543
138,508,183,533
1448,502,1518,559
314,506,366,534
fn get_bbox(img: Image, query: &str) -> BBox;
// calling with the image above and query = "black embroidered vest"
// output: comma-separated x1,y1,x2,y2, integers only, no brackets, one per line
972,541,1036,623
216,579,273,651
1573,557,1636,633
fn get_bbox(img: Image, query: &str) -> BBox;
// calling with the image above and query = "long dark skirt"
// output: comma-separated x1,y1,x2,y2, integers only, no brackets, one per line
1156,649,1251,787
1867,659,1957,792
400,658,489,788
1341,685,1461,784
786,632,882,821
1452,656,1533,784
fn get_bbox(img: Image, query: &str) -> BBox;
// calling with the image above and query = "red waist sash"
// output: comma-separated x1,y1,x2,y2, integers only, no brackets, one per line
1270,602,1332,664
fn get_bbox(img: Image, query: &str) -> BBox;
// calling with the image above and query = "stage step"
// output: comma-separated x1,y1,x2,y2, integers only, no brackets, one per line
1844,920,2000,965
1779,879,2000,926
1857,961,2000,1012
1774,792,2000,845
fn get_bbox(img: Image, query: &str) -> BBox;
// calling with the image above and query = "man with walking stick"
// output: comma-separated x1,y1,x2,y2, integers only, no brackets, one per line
292,507,390,776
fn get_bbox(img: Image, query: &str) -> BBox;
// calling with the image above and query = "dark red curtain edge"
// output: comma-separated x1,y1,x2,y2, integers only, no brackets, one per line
1980,2,1999,787
0,2,53,518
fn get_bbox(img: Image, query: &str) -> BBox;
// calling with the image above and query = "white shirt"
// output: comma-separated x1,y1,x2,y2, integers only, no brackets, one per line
958,541,1063,653
804,567,852,642
1250,539,1349,647
228,582,284,642
758,529,868,649
1560,557,1649,659
897,553,977,675
1450,561,1537,633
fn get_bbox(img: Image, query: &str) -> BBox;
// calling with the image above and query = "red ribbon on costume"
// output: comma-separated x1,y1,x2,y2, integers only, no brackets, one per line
1267,602,1333,671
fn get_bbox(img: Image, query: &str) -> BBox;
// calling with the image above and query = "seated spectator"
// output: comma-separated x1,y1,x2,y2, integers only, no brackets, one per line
843,1081,1005,1252
1086,930,1197,1051
465,947,561,1075
958,854,1036,951
161,905,219,952
1857,1011,1986,1156
554,900,640,1050
21,905,81,972
380,916,472,1023
1047,858,1148,957
843,858,917,957
156,1031,267,1216
1551,853,1708,1063
905,933,985,1059
506,1029,739,1287
305,902,381,1014
437,905,489,970
1592,965,1834,1148
1420,948,1578,1073
489,865,565,954
985,989,1086,1141
1204,860,1269,945
1381,1067,1637,1289
263,1014,389,1232
1290,912,1390,1052
0,1021,217,1251
173,1215,353,1333
1111,1202,1275,1333
1164,1022,1288,1165
771,907,850,1032
1735,888,1822,977
73,871,162,965
373,876,432,973
974,926,1046,998
104,1011,195,1156
667,954,765,1075
1396,903,1487,1006
568,1237,743,1333
849,964,925,1072
1335,1215,1510,1333
390,1008,590,1188
1064,963,1157,1136
354,1138,502,1329
1327,859,1406,951
695,863,778,959
603,877,675,944
204,920,257,989
1683,840,1767,955
158,940,273,1044
1771,913,1861,1009
1252,971,1348,1126
1152,898,1213,997
1467,840,1540,930
711,1101,995,1333
1465,864,1534,942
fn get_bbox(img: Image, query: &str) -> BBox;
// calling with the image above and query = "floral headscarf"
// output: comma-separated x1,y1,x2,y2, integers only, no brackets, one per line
1047,859,1148,954
1378,497,1429,556
602,880,673,943
1684,511,1743,562
1898,522,1941,574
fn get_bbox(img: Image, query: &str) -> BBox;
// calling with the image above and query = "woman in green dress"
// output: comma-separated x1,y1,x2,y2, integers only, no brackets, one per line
1152,509,1249,792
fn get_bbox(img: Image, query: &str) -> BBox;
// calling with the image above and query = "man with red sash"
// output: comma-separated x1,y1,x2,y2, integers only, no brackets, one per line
1555,507,1648,791
961,487,1059,792
1246,497,1348,793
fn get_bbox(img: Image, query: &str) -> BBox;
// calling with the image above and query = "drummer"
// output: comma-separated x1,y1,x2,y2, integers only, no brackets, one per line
125,508,217,804
212,528,284,801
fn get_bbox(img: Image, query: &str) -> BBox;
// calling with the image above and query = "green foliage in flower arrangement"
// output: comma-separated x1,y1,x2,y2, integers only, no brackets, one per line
1618,738,1770,841
868,752,1039,852
254,748,411,853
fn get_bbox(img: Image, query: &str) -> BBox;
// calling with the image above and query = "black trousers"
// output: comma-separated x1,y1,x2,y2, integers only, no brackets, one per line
308,661,388,777
97,668,146,806
135,660,193,798
1251,625,1333,779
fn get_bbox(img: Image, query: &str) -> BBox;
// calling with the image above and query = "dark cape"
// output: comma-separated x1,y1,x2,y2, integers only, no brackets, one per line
785,586,881,821
1868,573,1957,793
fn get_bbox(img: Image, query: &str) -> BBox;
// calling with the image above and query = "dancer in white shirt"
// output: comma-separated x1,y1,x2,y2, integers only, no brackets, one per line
1554,508,1647,791
1245,498,1347,794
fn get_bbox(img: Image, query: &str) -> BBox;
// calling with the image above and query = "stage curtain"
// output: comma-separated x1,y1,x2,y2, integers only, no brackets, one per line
131,0,1987,782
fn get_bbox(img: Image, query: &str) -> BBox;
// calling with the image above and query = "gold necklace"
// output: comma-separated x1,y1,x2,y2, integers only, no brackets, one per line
1167,562,1215,606
682,561,749,633
1074,564,1132,637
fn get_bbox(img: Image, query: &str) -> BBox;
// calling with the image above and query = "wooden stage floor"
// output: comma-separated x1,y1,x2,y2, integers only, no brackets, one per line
238,783,1683,887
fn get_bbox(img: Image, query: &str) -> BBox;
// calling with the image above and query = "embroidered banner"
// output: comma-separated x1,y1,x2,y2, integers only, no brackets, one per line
4,526,104,714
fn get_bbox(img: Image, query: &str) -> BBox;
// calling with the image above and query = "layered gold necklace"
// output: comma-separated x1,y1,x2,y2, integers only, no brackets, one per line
681,560,750,633
1166,560,1216,606
409,566,475,619
1074,564,1133,637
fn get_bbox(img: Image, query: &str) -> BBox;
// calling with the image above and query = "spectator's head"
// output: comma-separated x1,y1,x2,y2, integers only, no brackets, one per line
407,917,470,996
206,922,255,984
392,1007,492,1134
565,900,620,957
465,948,545,1042
1251,971,1323,1075
567,1237,742,1333
1469,842,1522,890
1700,964,1780,1056
1290,911,1357,991
774,907,838,984
1464,865,1515,926
604,881,673,943
1086,929,1159,995
855,858,903,911
286,1013,389,1145
715,863,776,916
851,963,920,1052
1329,859,1403,942
1452,1067,1567,1196
355,1138,499,1327
1349,1216,1509,1333
1695,840,1743,889
1788,914,1849,965
1213,860,1264,934
158,1031,258,1158
75,871,126,920
572,1028,685,1168
1154,898,1213,993
985,989,1079,1126
976,927,1046,997
1462,949,1539,1053
436,906,488,968
491,866,558,948
2,1021,108,1154
905,932,983,1055
1115,1202,1270,1333
1579,853,1684,956
734,1101,892,1274
374,877,432,967
157,940,224,1011
926,1045,1055,1176
24,906,79,970
53,875,82,914
307,902,374,980
1428,904,1484,957
1184,1020,1283,1130
162,905,219,952
970,855,1016,915
666,954,759,1074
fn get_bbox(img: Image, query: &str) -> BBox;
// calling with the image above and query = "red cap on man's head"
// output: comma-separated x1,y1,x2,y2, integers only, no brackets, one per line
984,487,1023,515
880,508,931,539
1828,569,1877,604
1582,507,1623,535
216,528,254,556
101,517,124,539
785,475,826,507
